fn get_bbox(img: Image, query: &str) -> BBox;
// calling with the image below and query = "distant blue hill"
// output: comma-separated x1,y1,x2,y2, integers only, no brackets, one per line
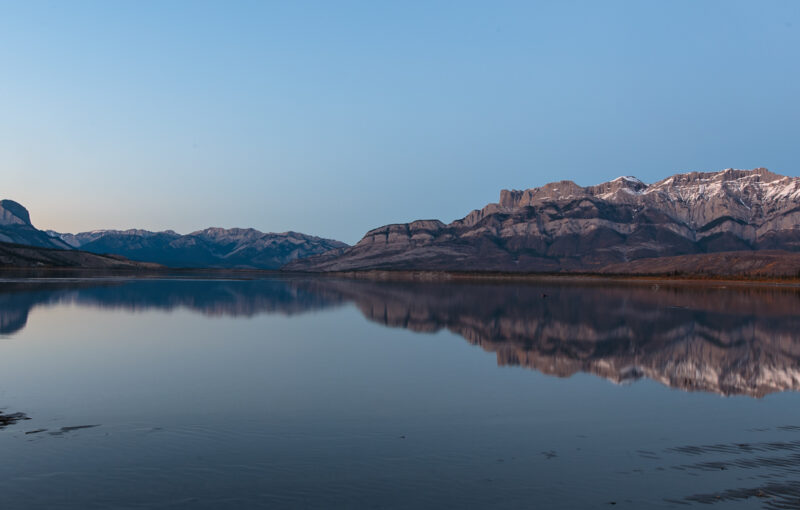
0,199,348,269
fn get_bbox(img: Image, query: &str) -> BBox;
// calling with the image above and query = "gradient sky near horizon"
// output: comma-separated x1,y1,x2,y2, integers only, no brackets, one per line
2,1,799,243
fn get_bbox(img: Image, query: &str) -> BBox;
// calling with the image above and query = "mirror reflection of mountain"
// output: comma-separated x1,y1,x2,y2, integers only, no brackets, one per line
2,277,799,397
317,279,800,397
0,278,346,335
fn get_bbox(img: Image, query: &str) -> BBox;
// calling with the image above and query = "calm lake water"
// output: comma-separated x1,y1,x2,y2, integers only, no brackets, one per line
1,275,800,509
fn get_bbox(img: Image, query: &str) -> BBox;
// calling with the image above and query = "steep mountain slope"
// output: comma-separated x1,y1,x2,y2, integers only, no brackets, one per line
0,200,71,249
286,168,800,272
0,241,161,269
60,227,348,269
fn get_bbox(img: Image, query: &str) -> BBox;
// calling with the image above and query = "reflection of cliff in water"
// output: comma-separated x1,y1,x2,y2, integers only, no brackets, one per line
296,279,800,398
2,276,800,397
0,281,117,336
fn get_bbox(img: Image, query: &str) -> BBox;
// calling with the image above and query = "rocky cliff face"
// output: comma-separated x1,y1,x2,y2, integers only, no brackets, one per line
0,200,72,249
286,168,800,272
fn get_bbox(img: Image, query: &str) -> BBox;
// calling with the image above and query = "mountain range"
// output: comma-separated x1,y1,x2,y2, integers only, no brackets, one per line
47,227,347,269
0,199,347,269
286,167,800,273
3,167,800,274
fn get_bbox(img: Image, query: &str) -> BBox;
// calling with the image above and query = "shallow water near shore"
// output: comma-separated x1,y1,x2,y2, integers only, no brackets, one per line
1,276,799,509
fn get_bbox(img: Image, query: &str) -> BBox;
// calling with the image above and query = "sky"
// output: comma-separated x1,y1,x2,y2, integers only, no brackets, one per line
1,0,798,244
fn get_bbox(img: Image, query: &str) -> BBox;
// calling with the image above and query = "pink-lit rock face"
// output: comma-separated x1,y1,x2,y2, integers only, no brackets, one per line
286,168,800,273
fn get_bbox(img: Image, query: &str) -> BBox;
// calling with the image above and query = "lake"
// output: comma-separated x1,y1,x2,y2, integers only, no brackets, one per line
1,275,799,509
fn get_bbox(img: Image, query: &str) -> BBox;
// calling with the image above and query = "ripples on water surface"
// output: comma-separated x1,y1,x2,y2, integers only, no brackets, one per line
1,275,799,509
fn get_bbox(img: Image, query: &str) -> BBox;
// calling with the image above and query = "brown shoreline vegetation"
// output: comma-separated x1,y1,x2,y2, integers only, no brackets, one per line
320,270,800,288
1,266,798,288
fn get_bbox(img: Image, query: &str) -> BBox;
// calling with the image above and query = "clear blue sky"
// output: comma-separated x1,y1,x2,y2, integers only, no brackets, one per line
1,0,798,243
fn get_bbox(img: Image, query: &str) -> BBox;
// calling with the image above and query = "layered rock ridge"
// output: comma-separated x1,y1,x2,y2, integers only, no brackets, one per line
285,168,800,272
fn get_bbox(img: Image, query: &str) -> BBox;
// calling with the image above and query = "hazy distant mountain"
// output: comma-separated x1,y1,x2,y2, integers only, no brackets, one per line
51,227,348,270
0,200,71,249
286,168,800,273
1,199,348,269
0,201,160,268
46,228,181,248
